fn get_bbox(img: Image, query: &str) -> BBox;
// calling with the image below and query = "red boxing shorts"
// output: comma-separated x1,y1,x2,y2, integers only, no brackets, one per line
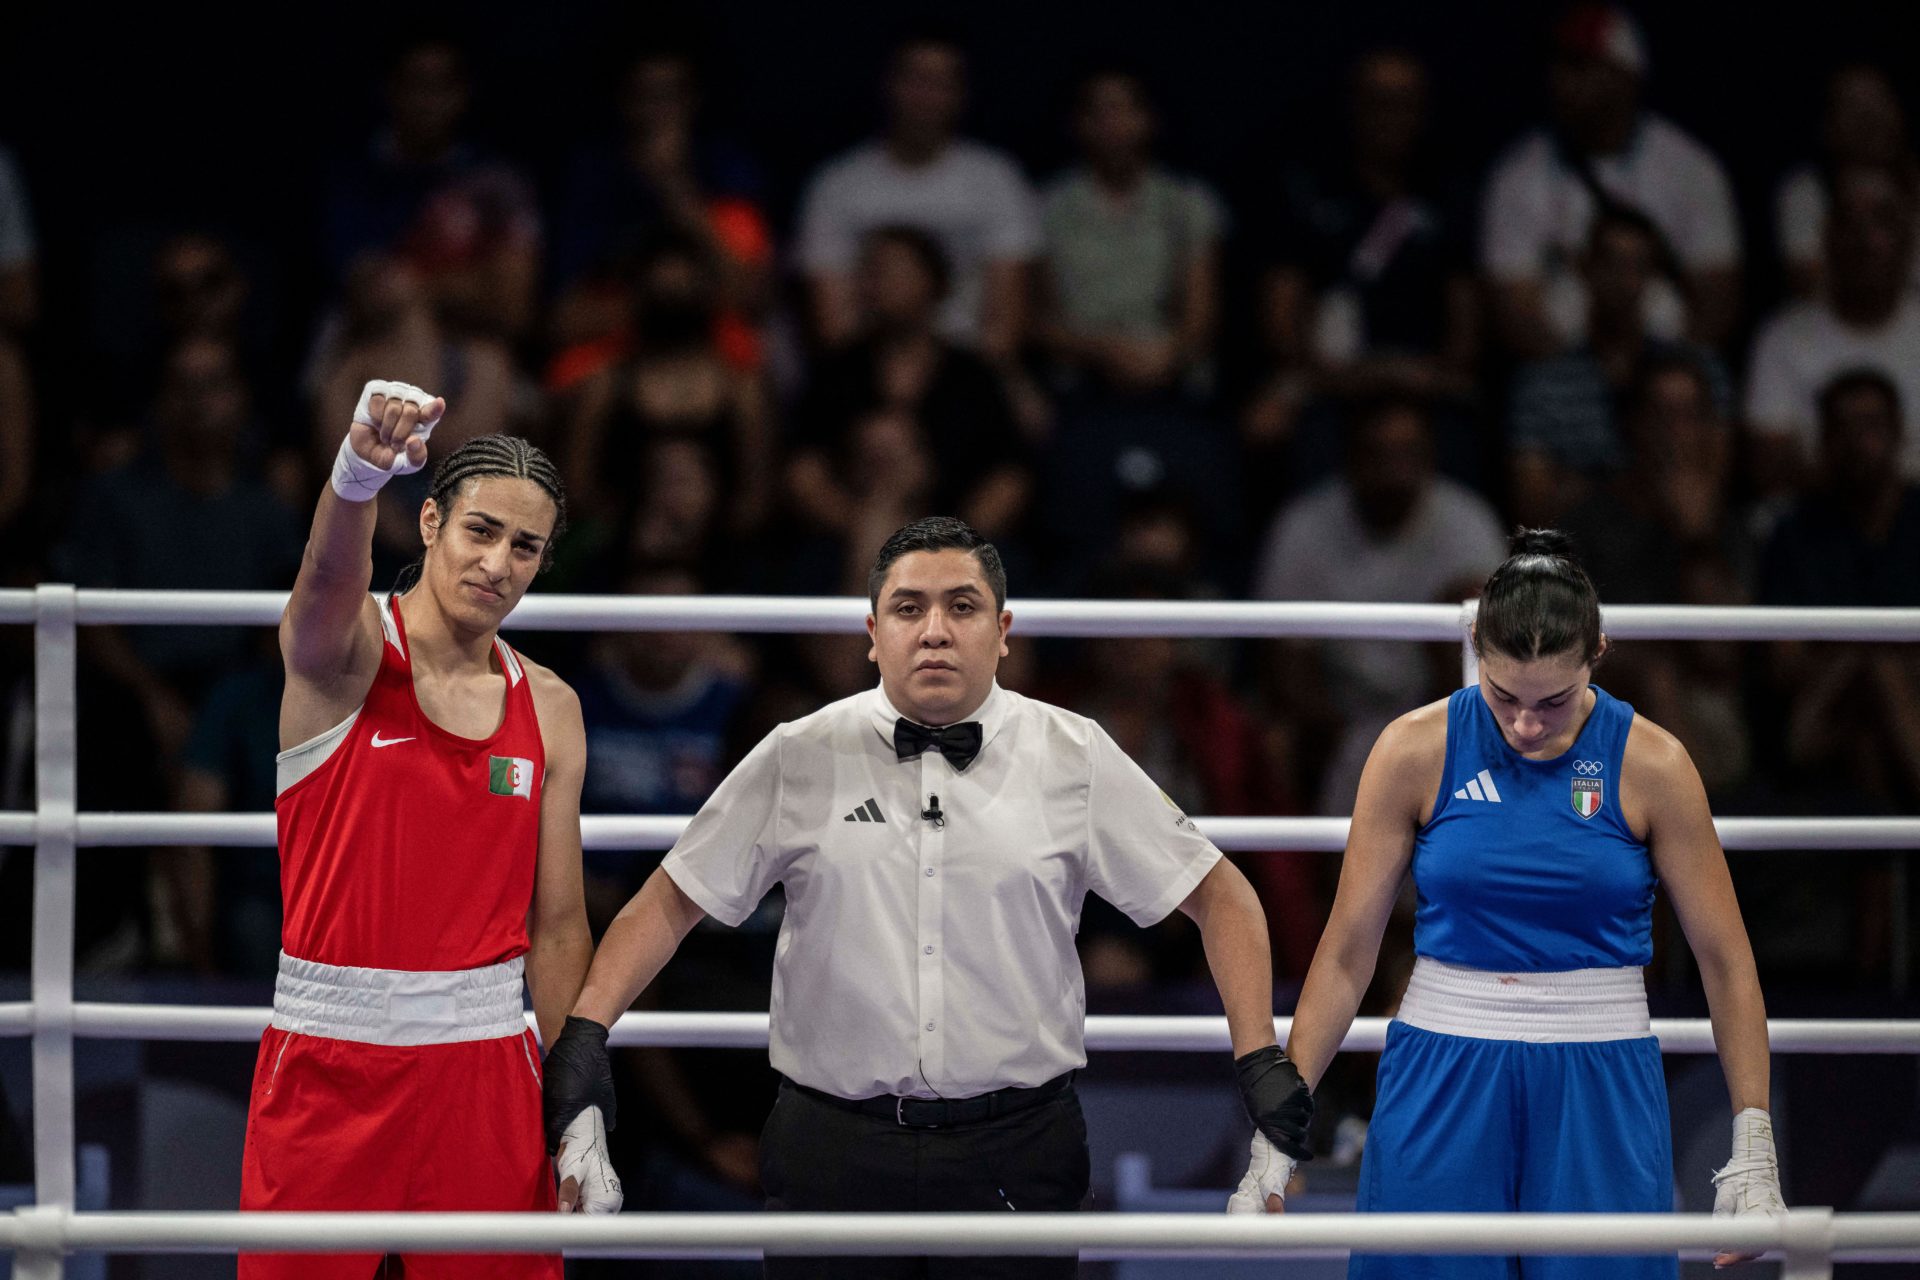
239,952,560,1280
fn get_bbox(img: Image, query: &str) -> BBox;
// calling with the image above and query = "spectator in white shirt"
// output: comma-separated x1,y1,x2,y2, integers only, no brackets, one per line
543,517,1313,1270
1774,63,1920,299
1479,4,1741,357
1253,397,1506,815
1747,163,1920,488
794,33,1040,360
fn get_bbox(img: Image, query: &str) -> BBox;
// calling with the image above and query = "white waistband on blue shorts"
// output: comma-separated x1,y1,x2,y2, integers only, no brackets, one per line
1396,956,1651,1043
271,950,528,1046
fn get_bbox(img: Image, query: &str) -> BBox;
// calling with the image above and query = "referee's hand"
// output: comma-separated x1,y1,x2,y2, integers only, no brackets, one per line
1233,1045,1314,1160
543,1016,617,1151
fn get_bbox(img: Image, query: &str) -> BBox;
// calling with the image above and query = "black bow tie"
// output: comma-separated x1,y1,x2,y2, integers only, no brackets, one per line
893,718,983,771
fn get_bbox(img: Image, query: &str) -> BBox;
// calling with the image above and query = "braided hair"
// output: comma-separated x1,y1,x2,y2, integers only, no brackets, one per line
394,434,568,594
1472,528,1605,666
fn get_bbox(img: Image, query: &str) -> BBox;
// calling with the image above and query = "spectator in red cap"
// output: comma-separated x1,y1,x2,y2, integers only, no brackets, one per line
1480,4,1741,357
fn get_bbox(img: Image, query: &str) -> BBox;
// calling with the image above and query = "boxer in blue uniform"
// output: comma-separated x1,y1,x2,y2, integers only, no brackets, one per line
1231,531,1785,1277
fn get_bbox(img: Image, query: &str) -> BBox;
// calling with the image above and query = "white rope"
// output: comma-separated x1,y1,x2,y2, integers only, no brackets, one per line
0,1207,1912,1260
2,588,1918,640
2,811,1910,852
0,1005,1905,1054
0,1205,1889,1258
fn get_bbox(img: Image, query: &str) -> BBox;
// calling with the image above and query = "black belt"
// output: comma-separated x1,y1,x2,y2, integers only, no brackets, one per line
786,1072,1074,1129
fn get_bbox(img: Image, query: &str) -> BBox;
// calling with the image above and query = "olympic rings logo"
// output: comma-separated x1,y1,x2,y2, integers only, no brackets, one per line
1572,760,1604,776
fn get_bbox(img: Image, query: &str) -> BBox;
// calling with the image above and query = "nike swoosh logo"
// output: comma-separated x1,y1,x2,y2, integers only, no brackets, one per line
370,733,415,748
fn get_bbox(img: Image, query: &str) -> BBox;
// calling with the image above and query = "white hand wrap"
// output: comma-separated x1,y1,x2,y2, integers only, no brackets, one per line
329,379,444,502
556,1105,623,1214
1226,1130,1296,1213
1712,1107,1786,1219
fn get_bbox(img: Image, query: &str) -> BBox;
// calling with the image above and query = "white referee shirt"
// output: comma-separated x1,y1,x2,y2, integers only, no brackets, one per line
662,681,1222,1100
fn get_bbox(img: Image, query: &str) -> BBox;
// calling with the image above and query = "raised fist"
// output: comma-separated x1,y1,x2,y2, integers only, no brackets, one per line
331,380,446,502
349,379,445,473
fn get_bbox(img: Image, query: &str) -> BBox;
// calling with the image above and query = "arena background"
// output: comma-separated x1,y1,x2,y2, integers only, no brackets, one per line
0,1,1918,1276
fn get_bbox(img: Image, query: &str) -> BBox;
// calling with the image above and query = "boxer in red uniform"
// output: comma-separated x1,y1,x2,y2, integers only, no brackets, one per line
240,380,599,1277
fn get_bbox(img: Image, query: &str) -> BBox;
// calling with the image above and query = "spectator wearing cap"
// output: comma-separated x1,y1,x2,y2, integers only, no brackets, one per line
794,30,1040,361
1746,163,1920,488
1480,4,1741,357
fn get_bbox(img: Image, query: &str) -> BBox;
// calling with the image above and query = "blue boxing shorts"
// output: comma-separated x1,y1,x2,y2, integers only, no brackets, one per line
1349,960,1676,1280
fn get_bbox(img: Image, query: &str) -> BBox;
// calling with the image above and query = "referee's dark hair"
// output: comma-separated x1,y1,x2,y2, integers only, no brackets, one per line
1473,528,1605,667
868,517,1007,612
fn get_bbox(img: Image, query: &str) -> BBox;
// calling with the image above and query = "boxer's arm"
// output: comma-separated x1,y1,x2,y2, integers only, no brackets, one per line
280,384,443,737
1284,708,1432,1089
526,666,592,1048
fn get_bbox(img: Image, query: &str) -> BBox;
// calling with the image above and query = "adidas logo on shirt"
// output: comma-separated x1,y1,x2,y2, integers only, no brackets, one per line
1452,769,1502,804
843,798,886,823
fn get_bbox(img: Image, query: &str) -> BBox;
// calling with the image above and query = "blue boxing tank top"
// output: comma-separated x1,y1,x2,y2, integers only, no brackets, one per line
1412,685,1655,971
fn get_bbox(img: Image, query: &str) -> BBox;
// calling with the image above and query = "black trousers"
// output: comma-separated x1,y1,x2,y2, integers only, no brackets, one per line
759,1078,1091,1279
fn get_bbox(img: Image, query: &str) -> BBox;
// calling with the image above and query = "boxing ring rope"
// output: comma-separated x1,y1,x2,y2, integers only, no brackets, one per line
0,1005,1912,1055
4,1206,1918,1270
4,585,1920,1276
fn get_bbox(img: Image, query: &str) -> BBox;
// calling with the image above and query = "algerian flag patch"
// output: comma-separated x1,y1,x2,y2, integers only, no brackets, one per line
1571,777,1602,820
489,756,535,799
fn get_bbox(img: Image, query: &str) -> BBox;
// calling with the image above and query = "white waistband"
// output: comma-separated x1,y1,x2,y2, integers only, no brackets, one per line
1396,956,1651,1043
271,951,529,1046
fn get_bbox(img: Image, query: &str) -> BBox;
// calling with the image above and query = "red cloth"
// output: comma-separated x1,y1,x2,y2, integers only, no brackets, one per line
274,598,545,971
239,1027,560,1279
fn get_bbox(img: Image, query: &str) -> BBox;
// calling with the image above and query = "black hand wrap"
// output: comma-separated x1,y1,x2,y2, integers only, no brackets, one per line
543,1016,617,1155
1235,1045,1314,1161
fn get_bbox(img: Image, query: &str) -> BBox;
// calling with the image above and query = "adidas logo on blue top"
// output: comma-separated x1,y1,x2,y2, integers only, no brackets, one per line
1452,769,1502,803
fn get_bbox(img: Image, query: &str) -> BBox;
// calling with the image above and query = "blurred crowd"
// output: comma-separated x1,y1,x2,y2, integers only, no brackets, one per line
0,4,1916,1113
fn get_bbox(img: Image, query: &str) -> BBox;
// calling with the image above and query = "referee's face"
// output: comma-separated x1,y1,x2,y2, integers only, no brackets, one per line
867,549,1012,726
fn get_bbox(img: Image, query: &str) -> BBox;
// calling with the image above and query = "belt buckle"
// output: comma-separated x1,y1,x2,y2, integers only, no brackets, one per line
896,1097,942,1128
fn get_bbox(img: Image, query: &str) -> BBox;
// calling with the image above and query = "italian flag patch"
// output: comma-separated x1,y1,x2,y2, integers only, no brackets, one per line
1571,777,1603,819
489,756,534,799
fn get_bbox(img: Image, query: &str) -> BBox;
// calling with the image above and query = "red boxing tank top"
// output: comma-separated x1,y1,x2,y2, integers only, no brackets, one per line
275,595,545,971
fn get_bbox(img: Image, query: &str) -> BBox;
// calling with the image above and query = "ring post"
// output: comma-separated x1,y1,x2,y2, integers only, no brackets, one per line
30,586,78,1280
1780,1206,1836,1280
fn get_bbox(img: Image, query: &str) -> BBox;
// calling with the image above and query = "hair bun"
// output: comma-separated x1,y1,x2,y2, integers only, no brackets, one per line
1508,526,1578,561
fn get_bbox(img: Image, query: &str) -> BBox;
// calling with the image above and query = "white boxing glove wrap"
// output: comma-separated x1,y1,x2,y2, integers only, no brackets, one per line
330,379,444,502
1226,1130,1296,1214
1712,1107,1786,1219
556,1105,623,1215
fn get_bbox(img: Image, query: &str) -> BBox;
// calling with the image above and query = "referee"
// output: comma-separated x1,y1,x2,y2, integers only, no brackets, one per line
545,517,1311,1277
